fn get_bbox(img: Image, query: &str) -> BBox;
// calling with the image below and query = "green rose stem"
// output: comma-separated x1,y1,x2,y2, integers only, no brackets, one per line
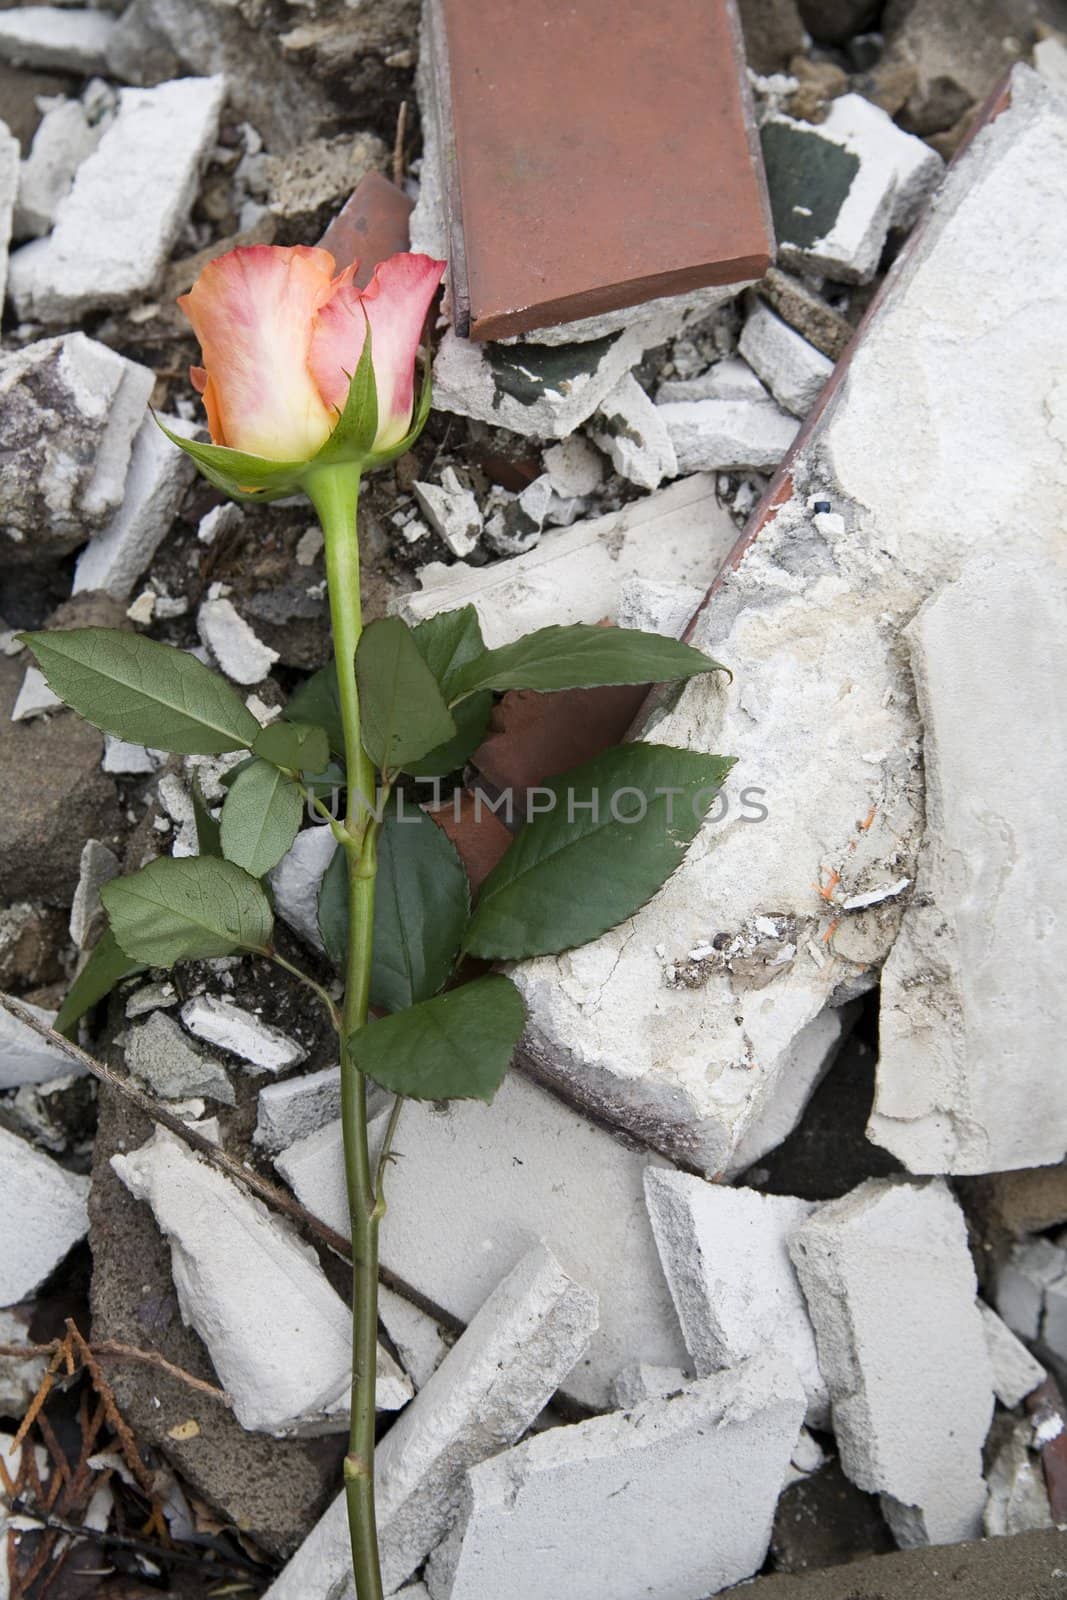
305,462,387,1600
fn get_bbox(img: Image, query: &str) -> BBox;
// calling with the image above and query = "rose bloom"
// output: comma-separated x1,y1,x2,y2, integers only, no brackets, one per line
178,245,445,463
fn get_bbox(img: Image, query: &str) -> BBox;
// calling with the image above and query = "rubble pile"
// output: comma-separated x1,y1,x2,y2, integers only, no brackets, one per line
1,0,1066,1596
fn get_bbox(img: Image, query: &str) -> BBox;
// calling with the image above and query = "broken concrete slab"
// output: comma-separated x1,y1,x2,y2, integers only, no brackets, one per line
111,1129,411,1434
995,1238,1067,1344
507,65,1067,1179
0,1124,89,1306
0,8,113,74
0,118,16,312
125,1011,235,1106
398,474,738,645
789,1178,993,1546
254,1065,343,1154
198,597,280,685
414,468,483,559
542,436,604,499
739,300,835,417
263,1243,598,1600
379,1284,451,1391
0,995,79,1089
277,1070,689,1411
821,92,944,233
588,373,678,490
645,1170,828,1424
658,391,799,471
180,995,306,1074
979,1302,1045,1410
73,413,199,598
13,96,100,239
760,110,895,283
1,333,154,564
426,1352,805,1600
868,547,1067,1176
9,75,225,323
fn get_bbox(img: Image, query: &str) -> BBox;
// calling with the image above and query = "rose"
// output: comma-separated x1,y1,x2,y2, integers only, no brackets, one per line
177,244,445,467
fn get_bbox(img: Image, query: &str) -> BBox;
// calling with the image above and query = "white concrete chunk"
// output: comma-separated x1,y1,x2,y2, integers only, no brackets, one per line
508,66,1067,1177
979,1301,1045,1409
995,1237,1067,1342
263,1243,599,1600
11,665,62,721
427,1353,805,1600
14,97,100,239
656,355,769,405
0,119,16,315
869,547,1067,1175
789,1178,993,1546
0,1308,47,1416
821,92,944,233
198,597,279,685
254,1065,342,1154
542,436,604,498
739,301,835,417
645,1170,828,1424
1035,36,1067,95
69,838,119,950
658,393,799,472
269,825,338,953
397,474,737,645
73,414,198,599
180,995,306,1074
379,1285,450,1391
414,468,482,559
983,1417,1053,1538
276,1071,689,1410
610,1362,687,1409
125,1011,234,1105
0,1125,89,1306
1041,1252,1067,1368
10,76,225,322
111,1130,411,1433
0,997,78,1090
762,111,896,283
589,373,678,490
102,735,159,775
0,8,113,73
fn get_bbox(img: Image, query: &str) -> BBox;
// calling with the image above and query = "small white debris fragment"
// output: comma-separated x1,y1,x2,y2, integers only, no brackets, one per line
126,1012,235,1105
295,526,324,566
0,997,78,1090
656,355,769,405
841,876,910,911
111,1130,410,1432
73,414,198,599
414,467,483,558
645,1170,828,1424
978,1301,1045,1409
427,1354,806,1600
0,1309,47,1414
9,76,226,322
69,838,119,950
610,1362,686,1409
125,590,156,626
0,1125,89,1306
181,995,306,1074
1035,36,1067,95
0,8,113,74
789,1178,993,1546
658,394,799,472
543,435,604,498
197,502,242,546
125,982,177,1018
269,826,339,953
198,598,279,685
14,98,100,239
483,474,555,557
11,665,61,721
589,372,678,490
0,120,17,311
738,301,834,418
263,1244,599,1599
983,1418,1054,1537
254,1065,342,1154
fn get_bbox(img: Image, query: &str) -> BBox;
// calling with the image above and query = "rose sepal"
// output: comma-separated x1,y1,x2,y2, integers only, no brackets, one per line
152,416,309,502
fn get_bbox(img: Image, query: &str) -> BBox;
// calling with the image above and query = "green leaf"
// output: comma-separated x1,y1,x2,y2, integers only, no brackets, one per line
191,777,223,858
21,629,260,755
220,759,304,878
464,744,736,960
447,624,728,701
285,663,345,758
349,974,526,1102
102,856,273,968
370,804,470,1013
54,928,145,1038
310,320,378,468
317,842,348,966
355,617,456,772
405,605,492,776
253,720,330,775
154,416,306,501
